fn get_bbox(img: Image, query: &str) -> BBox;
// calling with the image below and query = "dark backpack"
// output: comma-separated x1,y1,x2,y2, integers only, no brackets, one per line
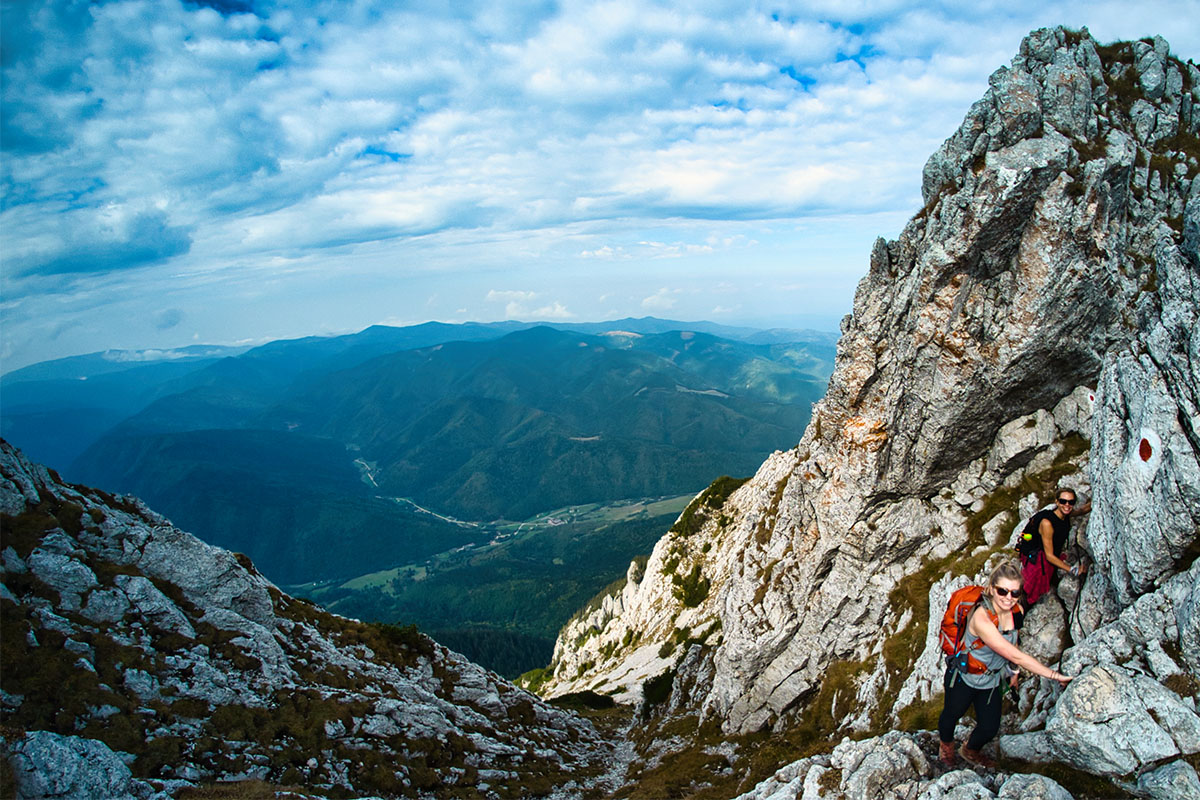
1016,512,1048,560
1016,529,1040,559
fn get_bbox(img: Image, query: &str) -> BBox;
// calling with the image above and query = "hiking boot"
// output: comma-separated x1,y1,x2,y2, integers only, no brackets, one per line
959,743,995,769
938,740,957,766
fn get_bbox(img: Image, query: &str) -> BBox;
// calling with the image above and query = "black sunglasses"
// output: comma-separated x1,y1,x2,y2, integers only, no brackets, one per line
1057,497,1076,505
993,587,1021,598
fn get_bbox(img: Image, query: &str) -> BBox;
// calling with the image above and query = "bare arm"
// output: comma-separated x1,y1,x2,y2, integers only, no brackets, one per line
1040,519,1072,571
1070,501,1091,516
970,609,1070,685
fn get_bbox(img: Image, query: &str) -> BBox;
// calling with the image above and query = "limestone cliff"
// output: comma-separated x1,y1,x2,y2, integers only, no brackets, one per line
0,441,612,798
538,27,1199,798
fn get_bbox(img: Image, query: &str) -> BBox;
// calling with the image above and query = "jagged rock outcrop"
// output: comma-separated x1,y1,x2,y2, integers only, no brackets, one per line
539,25,1199,798
0,441,611,798
731,731,1076,800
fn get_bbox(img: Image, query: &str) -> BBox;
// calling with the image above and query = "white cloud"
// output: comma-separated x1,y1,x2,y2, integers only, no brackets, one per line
486,289,574,320
487,290,538,303
530,301,575,319
642,287,679,310
2,0,1197,369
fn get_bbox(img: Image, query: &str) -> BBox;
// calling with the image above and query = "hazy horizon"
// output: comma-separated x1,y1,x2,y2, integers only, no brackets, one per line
3,1,1197,372
1,313,844,377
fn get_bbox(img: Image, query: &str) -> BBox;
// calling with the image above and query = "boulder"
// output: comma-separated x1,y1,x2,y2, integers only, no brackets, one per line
4,730,146,800
1137,759,1200,800
996,772,1073,800
830,732,931,800
1019,592,1067,668
114,575,195,638
27,550,96,612
916,770,996,800
1043,665,1200,775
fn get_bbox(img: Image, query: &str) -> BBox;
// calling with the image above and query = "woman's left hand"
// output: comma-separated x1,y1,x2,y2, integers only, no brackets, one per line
1009,673,1019,689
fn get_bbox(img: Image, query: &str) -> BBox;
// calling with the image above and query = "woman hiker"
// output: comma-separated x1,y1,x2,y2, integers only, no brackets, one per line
938,560,1072,768
1018,487,1091,606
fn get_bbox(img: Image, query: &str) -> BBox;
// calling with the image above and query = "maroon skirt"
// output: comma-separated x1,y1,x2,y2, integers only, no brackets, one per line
1022,551,1055,605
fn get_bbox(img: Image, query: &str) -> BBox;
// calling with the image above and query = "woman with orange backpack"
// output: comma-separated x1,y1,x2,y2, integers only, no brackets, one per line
937,560,1072,768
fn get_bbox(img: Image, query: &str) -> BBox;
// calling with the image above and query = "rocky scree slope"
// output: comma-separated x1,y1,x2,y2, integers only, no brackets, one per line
0,440,611,799
536,27,1200,799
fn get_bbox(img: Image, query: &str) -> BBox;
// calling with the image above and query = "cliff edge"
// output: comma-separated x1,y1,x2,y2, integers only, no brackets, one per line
539,26,1199,799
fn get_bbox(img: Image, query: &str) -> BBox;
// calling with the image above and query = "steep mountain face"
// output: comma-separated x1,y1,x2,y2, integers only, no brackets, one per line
0,441,612,798
539,27,1199,797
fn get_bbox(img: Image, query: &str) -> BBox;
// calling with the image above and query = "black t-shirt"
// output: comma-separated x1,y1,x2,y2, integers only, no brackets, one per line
1020,509,1071,556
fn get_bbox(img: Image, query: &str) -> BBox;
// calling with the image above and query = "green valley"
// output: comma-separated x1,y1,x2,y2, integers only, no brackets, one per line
4,318,832,675
289,495,693,677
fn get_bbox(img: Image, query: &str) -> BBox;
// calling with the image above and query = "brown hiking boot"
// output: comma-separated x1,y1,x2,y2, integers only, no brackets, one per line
938,740,957,766
959,743,995,769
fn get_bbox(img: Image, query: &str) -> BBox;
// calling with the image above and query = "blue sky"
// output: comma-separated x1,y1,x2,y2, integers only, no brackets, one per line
2,1,1197,371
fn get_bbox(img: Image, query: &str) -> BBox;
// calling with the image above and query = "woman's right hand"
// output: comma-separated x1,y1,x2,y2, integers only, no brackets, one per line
1049,670,1072,686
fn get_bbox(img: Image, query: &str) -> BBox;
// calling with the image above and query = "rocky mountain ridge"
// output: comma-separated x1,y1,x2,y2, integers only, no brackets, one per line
535,26,1200,799
0,441,614,798
3,25,1198,800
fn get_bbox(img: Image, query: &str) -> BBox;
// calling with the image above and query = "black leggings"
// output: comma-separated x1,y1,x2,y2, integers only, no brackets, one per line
937,667,1003,750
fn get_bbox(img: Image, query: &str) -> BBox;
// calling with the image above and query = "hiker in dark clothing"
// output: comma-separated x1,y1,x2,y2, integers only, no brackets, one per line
938,560,1072,769
1018,487,1091,605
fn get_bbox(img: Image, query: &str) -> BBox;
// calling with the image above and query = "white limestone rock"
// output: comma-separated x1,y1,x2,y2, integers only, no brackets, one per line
996,772,1073,800
732,756,821,800
830,731,932,800
80,586,131,623
114,574,195,638
1019,592,1067,668
916,770,996,800
1042,664,1200,775
4,730,150,800
1137,759,1200,800
27,549,96,612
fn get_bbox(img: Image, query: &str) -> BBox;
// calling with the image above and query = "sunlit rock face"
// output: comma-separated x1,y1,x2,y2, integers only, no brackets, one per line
543,24,1199,787
0,441,612,798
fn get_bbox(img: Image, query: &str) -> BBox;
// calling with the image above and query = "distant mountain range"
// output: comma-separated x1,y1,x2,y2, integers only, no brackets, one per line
2,318,835,637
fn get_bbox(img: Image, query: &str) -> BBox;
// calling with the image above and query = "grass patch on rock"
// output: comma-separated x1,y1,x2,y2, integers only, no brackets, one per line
671,475,750,538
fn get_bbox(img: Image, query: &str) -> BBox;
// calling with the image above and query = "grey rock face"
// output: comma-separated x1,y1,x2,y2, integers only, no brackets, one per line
114,575,196,638
995,773,1073,800
1043,664,1200,775
27,549,96,612
4,730,144,800
1138,759,1200,800
1088,277,1200,609
1020,592,1068,667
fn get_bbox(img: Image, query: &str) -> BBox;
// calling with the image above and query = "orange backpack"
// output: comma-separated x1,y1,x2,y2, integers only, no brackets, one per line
939,585,1020,674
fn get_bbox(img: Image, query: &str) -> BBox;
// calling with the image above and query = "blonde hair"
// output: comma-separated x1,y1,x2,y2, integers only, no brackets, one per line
988,559,1022,587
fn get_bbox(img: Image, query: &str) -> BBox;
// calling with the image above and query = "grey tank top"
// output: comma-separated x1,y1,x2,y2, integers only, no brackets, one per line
957,599,1019,689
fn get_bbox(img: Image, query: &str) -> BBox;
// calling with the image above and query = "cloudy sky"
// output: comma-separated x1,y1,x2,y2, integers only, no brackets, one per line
2,1,1197,371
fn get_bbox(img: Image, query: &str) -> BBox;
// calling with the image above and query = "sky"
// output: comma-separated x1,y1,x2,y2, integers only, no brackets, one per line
2,1,1198,372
